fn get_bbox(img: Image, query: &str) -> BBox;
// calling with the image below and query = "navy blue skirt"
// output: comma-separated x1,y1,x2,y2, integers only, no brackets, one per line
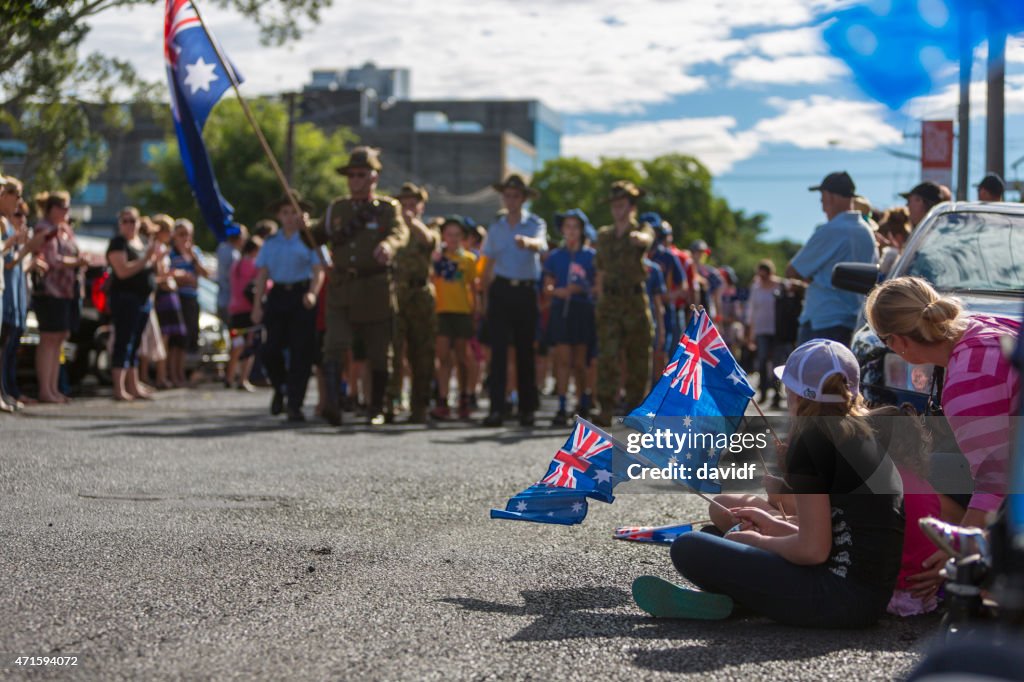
546,298,596,347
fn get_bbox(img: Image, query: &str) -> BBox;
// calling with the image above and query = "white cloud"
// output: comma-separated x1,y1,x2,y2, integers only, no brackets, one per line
563,94,901,173
730,55,848,85
754,95,903,149
564,116,760,174
903,75,1024,120
82,0,831,115
747,26,827,57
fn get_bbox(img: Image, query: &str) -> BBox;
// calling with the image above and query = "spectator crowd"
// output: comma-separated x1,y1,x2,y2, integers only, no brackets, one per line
0,161,1010,427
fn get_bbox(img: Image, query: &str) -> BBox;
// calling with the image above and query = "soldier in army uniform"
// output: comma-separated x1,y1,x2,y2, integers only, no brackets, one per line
389,182,439,424
312,147,409,426
593,180,655,427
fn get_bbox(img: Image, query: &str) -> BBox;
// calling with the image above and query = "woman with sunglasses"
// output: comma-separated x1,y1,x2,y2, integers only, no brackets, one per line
106,206,160,400
25,191,88,403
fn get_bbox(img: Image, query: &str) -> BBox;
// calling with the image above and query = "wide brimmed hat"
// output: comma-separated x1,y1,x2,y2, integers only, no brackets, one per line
440,214,477,234
337,146,383,175
555,208,597,242
492,173,539,199
606,180,645,203
267,190,315,214
397,182,429,202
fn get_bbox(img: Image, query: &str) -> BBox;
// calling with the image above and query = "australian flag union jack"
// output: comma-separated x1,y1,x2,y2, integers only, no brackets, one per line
624,309,754,495
491,419,620,525
613,522,697,545
164,0,242,242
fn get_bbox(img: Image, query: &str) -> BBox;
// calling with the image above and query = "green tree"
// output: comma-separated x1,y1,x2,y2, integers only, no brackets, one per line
136,97,355,250
530,154,799,282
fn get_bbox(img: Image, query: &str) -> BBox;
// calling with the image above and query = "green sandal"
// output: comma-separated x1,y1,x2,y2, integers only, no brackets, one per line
632,575,734,620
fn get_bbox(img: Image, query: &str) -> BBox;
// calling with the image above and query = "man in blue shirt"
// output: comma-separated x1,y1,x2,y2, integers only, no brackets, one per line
786,171,877,347
480,174,548,427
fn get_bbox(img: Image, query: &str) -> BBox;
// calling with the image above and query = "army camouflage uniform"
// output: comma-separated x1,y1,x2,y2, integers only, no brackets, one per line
312,196,408,424
389,222,438,422
594,219,654,422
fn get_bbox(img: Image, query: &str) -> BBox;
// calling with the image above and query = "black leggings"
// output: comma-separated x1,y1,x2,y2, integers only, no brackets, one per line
671,532,890,628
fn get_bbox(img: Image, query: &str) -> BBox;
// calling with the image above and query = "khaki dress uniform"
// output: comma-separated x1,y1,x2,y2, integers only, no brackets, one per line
389,220,438,422
313,196,408,424
594,219,654,424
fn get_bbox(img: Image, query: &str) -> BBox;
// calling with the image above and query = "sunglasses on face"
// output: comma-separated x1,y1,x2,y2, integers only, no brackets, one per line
120,217,137,224
13,211,24,218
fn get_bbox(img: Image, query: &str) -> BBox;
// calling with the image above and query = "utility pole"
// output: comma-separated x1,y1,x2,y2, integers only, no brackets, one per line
986,23,1006,178
956,19,971,200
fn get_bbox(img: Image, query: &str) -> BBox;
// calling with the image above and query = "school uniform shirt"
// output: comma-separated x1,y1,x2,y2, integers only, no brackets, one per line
255,231,319,285
785,421,904,591
483,211,548,281
433,248,477,314
542,246,596,302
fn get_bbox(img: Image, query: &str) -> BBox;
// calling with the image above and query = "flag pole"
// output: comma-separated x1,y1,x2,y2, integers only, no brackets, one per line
185,0,322,258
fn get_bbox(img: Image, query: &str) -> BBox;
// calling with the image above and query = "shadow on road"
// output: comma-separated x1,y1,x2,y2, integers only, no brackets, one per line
440,587,940,673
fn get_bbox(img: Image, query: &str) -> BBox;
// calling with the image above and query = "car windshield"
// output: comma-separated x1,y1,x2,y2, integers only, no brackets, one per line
898,211,1024,292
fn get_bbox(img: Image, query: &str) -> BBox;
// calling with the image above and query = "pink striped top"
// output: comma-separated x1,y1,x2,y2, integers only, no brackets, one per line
942,314,1021,512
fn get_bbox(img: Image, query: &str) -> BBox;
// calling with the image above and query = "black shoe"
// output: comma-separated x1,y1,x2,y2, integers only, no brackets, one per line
519,411,535,427
771,393,782,409
271,389,285,416
287,409,305,423
322,405,342,426
482,412,503,427
551,410,569,428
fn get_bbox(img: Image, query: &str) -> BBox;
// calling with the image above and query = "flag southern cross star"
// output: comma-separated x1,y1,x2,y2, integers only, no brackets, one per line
184,56,219,94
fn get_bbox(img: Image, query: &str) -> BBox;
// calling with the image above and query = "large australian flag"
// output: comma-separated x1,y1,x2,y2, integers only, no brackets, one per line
624,309,755,494
164,0,242,241
491,419,626,525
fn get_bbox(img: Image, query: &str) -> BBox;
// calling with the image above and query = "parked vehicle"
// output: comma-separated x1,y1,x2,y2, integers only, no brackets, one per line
833,201,1024,411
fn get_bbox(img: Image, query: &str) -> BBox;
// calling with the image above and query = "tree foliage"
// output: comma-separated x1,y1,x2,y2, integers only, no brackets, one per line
531,154,800,282
136,97,355,250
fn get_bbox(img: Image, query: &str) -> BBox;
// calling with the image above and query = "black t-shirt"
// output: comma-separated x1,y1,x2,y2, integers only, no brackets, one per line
785,419,905,592
107,235,155,298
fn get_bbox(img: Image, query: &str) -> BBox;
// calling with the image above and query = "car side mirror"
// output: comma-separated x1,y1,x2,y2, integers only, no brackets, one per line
831,262,880,295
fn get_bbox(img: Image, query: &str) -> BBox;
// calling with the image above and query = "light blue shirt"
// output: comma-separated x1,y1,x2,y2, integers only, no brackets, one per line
483,211,548,281
215,241,238,309
790,210,877,329
255,231,319,284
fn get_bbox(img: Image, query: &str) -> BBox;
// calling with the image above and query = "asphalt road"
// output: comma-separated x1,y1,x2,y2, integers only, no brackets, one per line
0,387,941,680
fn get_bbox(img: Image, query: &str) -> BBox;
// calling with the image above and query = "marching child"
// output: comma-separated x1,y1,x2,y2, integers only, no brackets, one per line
431,216,478,420
634,339,905,627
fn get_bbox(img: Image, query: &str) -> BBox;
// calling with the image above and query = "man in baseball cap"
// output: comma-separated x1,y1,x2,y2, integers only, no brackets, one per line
976,173,1005,202
899,181,943,228
785,171,877,347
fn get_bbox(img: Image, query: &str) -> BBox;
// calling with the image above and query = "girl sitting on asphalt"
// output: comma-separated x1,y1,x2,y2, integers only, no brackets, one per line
633,339,905,628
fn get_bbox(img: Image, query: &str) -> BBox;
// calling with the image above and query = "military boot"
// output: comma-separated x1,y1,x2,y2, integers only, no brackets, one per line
368,370,389,426
321,361,342,426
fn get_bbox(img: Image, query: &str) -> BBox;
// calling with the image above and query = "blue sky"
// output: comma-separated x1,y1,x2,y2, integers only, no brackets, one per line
83,0,1024,243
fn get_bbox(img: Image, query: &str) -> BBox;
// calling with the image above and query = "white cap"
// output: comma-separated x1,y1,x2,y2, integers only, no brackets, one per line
774,339,860,403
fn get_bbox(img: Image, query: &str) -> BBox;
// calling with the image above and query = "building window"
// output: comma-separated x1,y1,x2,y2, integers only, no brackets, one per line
74,182,108,206
141,140,168,164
